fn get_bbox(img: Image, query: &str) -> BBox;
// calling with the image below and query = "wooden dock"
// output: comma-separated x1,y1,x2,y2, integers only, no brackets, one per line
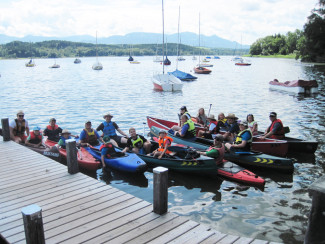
0,137,280,243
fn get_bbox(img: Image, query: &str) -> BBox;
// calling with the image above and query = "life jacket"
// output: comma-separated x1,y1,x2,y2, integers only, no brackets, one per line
158,136,173,154
234,129,253,151
13,119,26,136
184,111,191,120
207,144,225,165
29,131,42,144
46,124,59,130
102,121,117,136
45,124,61,142
100,143,116,158
59,136,71,149
83,129,98,146
267,119,285,139
209,120,219,134
131,135,144,148
183,120,196,138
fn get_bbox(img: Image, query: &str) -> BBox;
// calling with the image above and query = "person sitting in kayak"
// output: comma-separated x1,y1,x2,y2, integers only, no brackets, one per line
199,134,225,165
122,127,151,154
9,110,30,143
223,113,239,142
96,112,128,146
195,108,208,127
171,106,191,131
174,115,196,141
79,121,106,147
25,126,44,148
197,114,219,139
247,114,258,136
217,113,227,129
225,120,252,152
43,118,63,142
151,130,174,159
261,112,285,140
57,129,73,149
100,136,124,168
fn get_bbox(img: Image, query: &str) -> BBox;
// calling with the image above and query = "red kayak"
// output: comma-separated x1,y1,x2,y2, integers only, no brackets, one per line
147,116,288,157
44,139,100,171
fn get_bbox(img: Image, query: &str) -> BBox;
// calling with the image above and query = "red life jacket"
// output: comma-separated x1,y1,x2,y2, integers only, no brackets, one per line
158,136,173,154
29,131,42,144
100,143,116,158
209,120,219,134
46,124,59,130
207,144,225,165
268,119,285,139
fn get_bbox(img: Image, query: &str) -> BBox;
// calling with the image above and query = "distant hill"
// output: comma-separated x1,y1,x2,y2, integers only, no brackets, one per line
0,32,249,49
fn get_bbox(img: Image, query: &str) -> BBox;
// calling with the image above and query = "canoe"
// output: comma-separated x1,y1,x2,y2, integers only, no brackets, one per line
269,79,318,94
44,139,101,171
85,146,147,173
119,141,265,187
150,126,294,173
147,116,289,157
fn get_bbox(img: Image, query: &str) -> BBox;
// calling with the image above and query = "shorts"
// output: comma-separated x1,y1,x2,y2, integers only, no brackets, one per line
110,135,123,144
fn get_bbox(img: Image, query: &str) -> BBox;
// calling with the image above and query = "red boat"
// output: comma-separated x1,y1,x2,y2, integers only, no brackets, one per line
235,62,251,66
44,139,100,171
194,66,211,74
147,116,288,157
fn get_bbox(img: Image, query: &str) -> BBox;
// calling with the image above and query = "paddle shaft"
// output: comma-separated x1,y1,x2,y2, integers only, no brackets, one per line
208,104,212,117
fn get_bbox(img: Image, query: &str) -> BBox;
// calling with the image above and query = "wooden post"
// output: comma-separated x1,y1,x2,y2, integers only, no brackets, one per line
21,204,45,244
153,167,168,215
305,175,325,243
1,118,10,141
66,139,79,174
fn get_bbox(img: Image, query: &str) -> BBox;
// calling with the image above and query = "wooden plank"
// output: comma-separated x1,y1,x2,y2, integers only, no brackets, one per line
200,231,228,244
233,237,255,244
168,224,215,244
218,234,241,244
250,240,269,244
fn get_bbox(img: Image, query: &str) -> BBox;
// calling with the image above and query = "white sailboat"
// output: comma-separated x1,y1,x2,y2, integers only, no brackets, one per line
92,32,103,70
152,0,183,92
49,58,60,68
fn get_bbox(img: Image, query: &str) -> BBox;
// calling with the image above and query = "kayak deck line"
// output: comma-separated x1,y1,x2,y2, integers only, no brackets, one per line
0,136,277,243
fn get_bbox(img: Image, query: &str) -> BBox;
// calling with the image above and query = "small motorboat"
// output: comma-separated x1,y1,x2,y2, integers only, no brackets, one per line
235,59,251,66
194,66,211,74
269,79,318,94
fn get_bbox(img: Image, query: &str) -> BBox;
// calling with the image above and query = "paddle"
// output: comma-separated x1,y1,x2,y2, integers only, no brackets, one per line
207,104,212,117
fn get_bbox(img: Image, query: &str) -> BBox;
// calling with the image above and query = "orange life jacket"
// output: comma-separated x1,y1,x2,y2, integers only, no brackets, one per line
158,136,173,154
29,131,42,144
46,124,59,130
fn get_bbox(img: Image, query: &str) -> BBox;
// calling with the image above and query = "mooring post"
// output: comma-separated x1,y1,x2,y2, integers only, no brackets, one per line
21,204,45,244
1,118,10,141
304,175,325,244
153,166,168,215
66,139,79,174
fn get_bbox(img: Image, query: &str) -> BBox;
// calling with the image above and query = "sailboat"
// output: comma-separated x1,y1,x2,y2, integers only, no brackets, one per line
169,6,197,81
25,42,35,67
163,42,171,65
129,44,140,64
194,14,211,74
153,43,163,62
152,0,183,92
49,58,60,68
128,44,134,61
74,50,81,64
92,32,103,70
234,36,251,66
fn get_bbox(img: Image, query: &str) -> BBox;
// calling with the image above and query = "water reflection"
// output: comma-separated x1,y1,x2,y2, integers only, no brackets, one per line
98,169,148,188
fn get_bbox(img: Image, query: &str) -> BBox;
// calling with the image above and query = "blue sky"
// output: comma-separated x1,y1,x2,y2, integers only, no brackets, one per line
0,0,319,44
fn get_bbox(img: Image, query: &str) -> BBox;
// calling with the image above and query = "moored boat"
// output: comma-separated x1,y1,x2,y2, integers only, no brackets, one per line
74,58,81,64
194,66,212,74
269,79,318,94
168,69,197,81
152,73,183,92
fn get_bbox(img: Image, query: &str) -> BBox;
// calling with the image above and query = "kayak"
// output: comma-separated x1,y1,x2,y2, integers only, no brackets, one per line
44,139,101,171
147,116,289,157
119,141,265,187
85,145,147,173
150,126,294,173
23,144,60,161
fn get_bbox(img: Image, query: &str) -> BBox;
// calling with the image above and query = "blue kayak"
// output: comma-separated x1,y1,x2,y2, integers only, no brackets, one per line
85,146,147,173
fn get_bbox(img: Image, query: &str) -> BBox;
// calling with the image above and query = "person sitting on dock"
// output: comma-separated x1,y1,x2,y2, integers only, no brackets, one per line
223,113,239,142
9,110,30,143
171,106,191,131
96,112,128,146
198,134,225,165
197,114,219,139
174,115,196,141
225,120,252,152
100,136,123,168
79,121,105,147
247,114,258,136
122,127,151,154
25,126,44,148
261,112,285,140
151,130,174,159
57,129,73,149
43,118,62,142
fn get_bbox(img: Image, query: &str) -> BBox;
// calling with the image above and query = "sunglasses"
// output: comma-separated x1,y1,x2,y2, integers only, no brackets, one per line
18,115,24,118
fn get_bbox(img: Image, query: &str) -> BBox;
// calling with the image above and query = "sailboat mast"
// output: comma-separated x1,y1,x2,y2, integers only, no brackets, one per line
162,0,165,74
176,6,180,69
95,31,98,62
199,13,201,65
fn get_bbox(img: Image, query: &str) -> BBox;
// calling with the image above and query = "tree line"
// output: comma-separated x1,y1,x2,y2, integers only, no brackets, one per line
250,0,325,62
0,40,249,59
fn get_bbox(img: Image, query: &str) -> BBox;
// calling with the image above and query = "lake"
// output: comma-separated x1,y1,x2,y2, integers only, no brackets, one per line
0,56,324,243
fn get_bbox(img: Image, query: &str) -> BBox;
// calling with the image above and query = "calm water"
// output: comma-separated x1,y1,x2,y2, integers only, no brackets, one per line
1,56,324,243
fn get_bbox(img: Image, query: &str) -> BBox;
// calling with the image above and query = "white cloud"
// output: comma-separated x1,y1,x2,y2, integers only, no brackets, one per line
0,0,319,44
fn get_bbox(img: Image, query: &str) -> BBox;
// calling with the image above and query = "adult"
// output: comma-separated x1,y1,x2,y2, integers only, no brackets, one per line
25,126,44,148
174,115,196,140
57,129,72,149
195,108,208,127
100,136,121,169
197,114,219,139
247,114,258,136
225,120,252,152
79,121,105,147
151,130,174,159
96,112,128,145
261,112,285,140
198,134,225,165
122,127,151,154
9,110,29,143
223,113,239,142
43,118,62,142
171,106,191,131
217,113,227,129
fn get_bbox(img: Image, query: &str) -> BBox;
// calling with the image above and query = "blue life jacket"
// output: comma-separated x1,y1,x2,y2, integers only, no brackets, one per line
103,121,117,136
